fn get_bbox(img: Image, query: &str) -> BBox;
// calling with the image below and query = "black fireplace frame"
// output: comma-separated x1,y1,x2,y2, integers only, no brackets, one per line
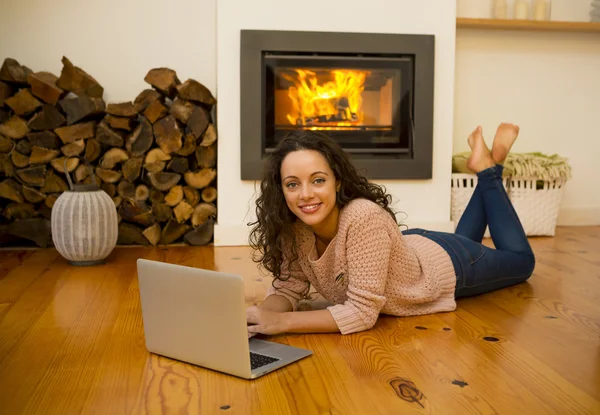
240,29,435,180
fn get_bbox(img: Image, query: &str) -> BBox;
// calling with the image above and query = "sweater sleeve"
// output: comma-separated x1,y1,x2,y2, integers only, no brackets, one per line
327,216,391,334
265,256,310,311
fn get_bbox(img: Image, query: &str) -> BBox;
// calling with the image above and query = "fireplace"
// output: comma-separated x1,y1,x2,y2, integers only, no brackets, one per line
240,30,435,180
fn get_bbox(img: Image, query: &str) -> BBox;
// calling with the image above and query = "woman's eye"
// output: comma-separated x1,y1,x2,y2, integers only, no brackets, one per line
314,178,325,184
285,182,297,188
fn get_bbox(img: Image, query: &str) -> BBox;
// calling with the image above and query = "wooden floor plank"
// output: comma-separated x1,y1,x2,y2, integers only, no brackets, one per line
0,226,598,414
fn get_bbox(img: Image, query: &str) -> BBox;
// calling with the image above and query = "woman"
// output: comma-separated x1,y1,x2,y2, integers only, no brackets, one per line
246,124,535,336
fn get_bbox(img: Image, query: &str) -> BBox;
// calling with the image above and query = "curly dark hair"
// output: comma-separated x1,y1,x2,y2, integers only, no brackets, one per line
248,130,397,280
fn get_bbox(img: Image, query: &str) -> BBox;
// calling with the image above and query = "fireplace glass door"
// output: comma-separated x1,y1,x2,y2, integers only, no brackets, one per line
264,53,414,155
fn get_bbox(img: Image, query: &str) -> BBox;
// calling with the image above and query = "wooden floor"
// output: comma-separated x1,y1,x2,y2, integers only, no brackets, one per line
0,227,599,414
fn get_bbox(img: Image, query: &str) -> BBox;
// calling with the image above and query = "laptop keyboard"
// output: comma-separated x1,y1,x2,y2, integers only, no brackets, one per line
250,352,279,370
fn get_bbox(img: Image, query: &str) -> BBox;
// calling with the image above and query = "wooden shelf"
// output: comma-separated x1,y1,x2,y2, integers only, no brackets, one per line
457,18,600,33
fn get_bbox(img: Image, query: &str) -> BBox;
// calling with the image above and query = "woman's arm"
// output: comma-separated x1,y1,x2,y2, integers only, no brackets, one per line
258,294,293,313
247,307,339,336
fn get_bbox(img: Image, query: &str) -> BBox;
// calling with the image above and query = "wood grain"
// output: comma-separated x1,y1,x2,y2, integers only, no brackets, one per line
0,227,599,414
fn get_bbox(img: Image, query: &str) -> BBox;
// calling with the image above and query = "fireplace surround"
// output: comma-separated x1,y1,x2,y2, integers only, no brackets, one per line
240,29,435,180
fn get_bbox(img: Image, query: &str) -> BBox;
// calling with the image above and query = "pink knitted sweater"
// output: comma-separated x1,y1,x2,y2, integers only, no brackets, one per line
267,198,457,334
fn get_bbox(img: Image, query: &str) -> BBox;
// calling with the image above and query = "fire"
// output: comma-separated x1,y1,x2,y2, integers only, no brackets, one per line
283,69,369,128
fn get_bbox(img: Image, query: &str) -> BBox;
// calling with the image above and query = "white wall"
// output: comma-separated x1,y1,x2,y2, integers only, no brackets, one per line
0,0,216,102
215,0,457,246
454,30,600,226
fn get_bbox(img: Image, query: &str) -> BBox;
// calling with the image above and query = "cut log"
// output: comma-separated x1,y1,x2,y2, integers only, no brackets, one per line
104,114,135,131
147,172,181,191
199,124,217,147
152,202,172,223
160,218,190,245
82,173,101,187
51,157,79,174
135,184,149,201
26,131,61,149
176,79,217,107
173,200,194,223
126,116,153,157
149,189,165,205
6,218,51,248
17,165,46,187
143,99,168,123
0,153,15,177
27,104,67,131
54,121,96,144
183,186,200,206
174,133,196,157
0,179,24,203
117,222,149,246
144,161,166,173
164,185,184,207
96,121,124,147
145,148,171,165
0,108,8,124
153,115,182,154
57,56,104,98
0,135,14,153
122,157,143,182
84,138,102,163
113,196,122,208
95,167,122,183
143,223,161,246
27,72,64,105
0,115,30,139
45,194,59,208
22,185,45,203
41,170,68,193
201,186,217,203
75,163,90,182
61,139,86,157
0,58,29,84
106,102,138,118
5,89,42,116
101,182,116,197
195,143,216,168
16,139,32,155
167,157,189,174
59,95,105,125
3,202,36,220
169,98,194,123
120,199,155,227
186,106,209,139
144,68,180,98
11,151,29,168
184,169,216,189
100,148,129,169
192,202,217,227
0,81,14,106
30,146,61,164
117,180,136,199
134,89,161,112
184,217,214,246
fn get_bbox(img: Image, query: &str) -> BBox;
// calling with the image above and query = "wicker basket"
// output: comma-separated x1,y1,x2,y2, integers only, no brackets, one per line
451,173,565,237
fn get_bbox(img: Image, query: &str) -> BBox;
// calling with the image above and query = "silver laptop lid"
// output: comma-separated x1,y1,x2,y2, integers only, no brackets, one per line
137,259,252,379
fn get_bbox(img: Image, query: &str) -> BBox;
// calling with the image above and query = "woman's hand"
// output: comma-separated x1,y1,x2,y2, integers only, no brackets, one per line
246,306,289,337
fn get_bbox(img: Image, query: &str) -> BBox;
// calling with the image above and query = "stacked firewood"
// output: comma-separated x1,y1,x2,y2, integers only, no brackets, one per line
0,57,217,248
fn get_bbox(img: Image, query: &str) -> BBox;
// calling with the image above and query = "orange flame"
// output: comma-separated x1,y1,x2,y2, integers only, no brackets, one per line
283,69,369,128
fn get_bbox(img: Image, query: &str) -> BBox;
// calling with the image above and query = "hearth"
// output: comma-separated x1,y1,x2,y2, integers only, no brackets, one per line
240,30,435,180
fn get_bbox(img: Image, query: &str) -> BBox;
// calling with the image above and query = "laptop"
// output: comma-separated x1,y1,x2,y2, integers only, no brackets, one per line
136,258,312,379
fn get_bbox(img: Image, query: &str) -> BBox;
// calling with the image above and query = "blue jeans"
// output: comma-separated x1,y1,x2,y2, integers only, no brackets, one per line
402,165,535,298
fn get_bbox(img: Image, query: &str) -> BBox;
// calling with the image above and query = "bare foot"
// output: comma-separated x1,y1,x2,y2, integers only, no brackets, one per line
466,126,496,173
491,123,519,165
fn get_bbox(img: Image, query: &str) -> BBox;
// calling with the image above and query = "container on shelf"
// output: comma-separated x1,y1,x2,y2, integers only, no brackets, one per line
492,0,508,19
514,0,530,19
533,0,551,21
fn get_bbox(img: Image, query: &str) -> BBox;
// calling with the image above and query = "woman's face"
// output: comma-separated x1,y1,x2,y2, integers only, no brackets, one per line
280,150,340,233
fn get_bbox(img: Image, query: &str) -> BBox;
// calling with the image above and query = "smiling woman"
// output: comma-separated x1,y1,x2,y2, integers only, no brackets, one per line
247,125,536,337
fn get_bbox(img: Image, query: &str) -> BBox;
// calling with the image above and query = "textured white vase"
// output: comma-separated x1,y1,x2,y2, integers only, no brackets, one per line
51,159,118,266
